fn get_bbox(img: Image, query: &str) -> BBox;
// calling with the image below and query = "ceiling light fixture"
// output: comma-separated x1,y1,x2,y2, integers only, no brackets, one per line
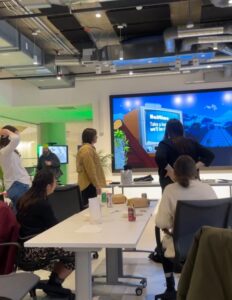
186,0,194,29
213,43,218,50
56,66,62,80
32,31,39,65
136,6,143,10
95,13,102,18
119,49,124,60
129,70,134,75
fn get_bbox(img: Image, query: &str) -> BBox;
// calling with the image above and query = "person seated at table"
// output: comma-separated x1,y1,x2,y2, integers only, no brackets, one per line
17,169,75,294
155,155,217,300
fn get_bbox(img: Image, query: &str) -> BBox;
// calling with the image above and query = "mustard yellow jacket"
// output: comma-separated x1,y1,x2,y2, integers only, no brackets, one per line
76,143,106,191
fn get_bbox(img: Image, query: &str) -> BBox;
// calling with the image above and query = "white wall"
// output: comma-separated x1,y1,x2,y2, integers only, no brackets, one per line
2,72,232,194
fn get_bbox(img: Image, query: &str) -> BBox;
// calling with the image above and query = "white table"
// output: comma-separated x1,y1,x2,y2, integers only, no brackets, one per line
25,204,153,300
115,180,232,197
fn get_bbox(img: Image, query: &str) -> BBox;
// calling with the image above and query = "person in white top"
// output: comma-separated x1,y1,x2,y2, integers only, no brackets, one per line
155,155,217,300
0,125,31,211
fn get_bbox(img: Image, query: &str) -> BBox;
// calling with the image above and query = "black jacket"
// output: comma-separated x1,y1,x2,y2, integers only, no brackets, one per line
17,197,57,238
37,151,62,178
155,137,215,191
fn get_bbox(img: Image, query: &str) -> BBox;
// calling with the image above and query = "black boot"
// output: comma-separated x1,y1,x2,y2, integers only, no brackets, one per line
48,272,64,287
155,275,176,300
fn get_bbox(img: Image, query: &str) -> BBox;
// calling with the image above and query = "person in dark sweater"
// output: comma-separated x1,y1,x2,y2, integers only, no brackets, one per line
37,145,62,179
150,119,215,265
17,169,74,293
155,119,215,192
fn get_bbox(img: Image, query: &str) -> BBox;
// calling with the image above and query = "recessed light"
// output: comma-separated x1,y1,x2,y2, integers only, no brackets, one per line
95,13,101,18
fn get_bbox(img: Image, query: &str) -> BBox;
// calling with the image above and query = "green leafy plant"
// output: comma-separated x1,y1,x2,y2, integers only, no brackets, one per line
114,129,130,164
97,150,113,173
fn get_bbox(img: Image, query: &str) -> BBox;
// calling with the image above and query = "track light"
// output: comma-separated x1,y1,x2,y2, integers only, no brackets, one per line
119,49,124,60
56,66,62,80
213,43,218,50
33,54,38,65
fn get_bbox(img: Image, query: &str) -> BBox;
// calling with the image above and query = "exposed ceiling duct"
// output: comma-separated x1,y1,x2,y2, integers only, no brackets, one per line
0,20,19,51
210,0,232,8
181,35,232,52
217,44,232,56
164,25,232,53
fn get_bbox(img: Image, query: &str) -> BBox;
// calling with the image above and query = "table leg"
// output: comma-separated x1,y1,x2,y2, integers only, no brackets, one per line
75,251,92,300
106,248,122,284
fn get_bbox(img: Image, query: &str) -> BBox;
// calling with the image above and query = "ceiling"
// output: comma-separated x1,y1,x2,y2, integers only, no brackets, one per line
0,0,231,88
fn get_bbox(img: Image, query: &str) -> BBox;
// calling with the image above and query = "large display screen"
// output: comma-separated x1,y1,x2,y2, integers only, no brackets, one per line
38,145,69,164
110,88,232,171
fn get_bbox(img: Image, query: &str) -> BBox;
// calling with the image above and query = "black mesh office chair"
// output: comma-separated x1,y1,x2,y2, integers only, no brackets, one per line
48,184,83,222
155,197,232,300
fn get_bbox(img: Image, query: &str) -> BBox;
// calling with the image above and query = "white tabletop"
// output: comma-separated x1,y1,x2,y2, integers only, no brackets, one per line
25,204,154,249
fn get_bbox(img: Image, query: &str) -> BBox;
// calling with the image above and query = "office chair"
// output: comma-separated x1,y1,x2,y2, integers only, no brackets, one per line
0,272,40,300
48,184,83,222
155,198,232,300
48,183,99,259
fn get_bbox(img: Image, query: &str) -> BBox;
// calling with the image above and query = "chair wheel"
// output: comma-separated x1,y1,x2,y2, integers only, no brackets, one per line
140,279,147,288
135,287,143,296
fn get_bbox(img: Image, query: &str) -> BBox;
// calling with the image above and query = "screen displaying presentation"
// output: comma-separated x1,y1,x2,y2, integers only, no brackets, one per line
110,88,232,171
38,145,69,164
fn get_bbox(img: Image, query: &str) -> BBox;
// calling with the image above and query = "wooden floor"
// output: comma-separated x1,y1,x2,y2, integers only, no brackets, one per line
23,217,179,299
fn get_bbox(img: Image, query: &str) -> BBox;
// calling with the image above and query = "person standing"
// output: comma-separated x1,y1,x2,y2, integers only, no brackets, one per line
37,144,63,179
155,119,215,192
0,125,31,210
76,128,106,208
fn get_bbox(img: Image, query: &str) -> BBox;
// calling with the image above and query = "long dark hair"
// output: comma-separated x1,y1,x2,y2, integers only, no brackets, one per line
17,169,55,212
174,155,198,188
0,125,18,149
164,119,194,154
164,119,184,139
82,128,97,144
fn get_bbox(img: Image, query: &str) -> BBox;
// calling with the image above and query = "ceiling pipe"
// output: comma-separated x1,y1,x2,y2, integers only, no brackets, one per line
181,35,232,52
10,0,76,55
164,24,232,53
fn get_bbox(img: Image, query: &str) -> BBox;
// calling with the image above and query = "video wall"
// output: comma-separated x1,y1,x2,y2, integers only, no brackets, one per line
110,88,232,171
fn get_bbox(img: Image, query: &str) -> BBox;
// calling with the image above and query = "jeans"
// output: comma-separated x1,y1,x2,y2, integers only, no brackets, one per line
7,181,30,212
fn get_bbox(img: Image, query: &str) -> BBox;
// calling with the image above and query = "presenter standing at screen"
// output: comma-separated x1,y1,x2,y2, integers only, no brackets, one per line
155,119,215,192
37,145,62,179
76,128,106,208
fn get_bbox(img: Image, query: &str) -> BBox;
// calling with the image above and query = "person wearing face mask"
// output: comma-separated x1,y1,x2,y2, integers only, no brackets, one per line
76,128,106,208
0,125,31,211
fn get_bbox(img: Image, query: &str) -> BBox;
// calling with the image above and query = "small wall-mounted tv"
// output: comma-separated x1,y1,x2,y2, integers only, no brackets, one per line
37,145,69,164
110,88,232,171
